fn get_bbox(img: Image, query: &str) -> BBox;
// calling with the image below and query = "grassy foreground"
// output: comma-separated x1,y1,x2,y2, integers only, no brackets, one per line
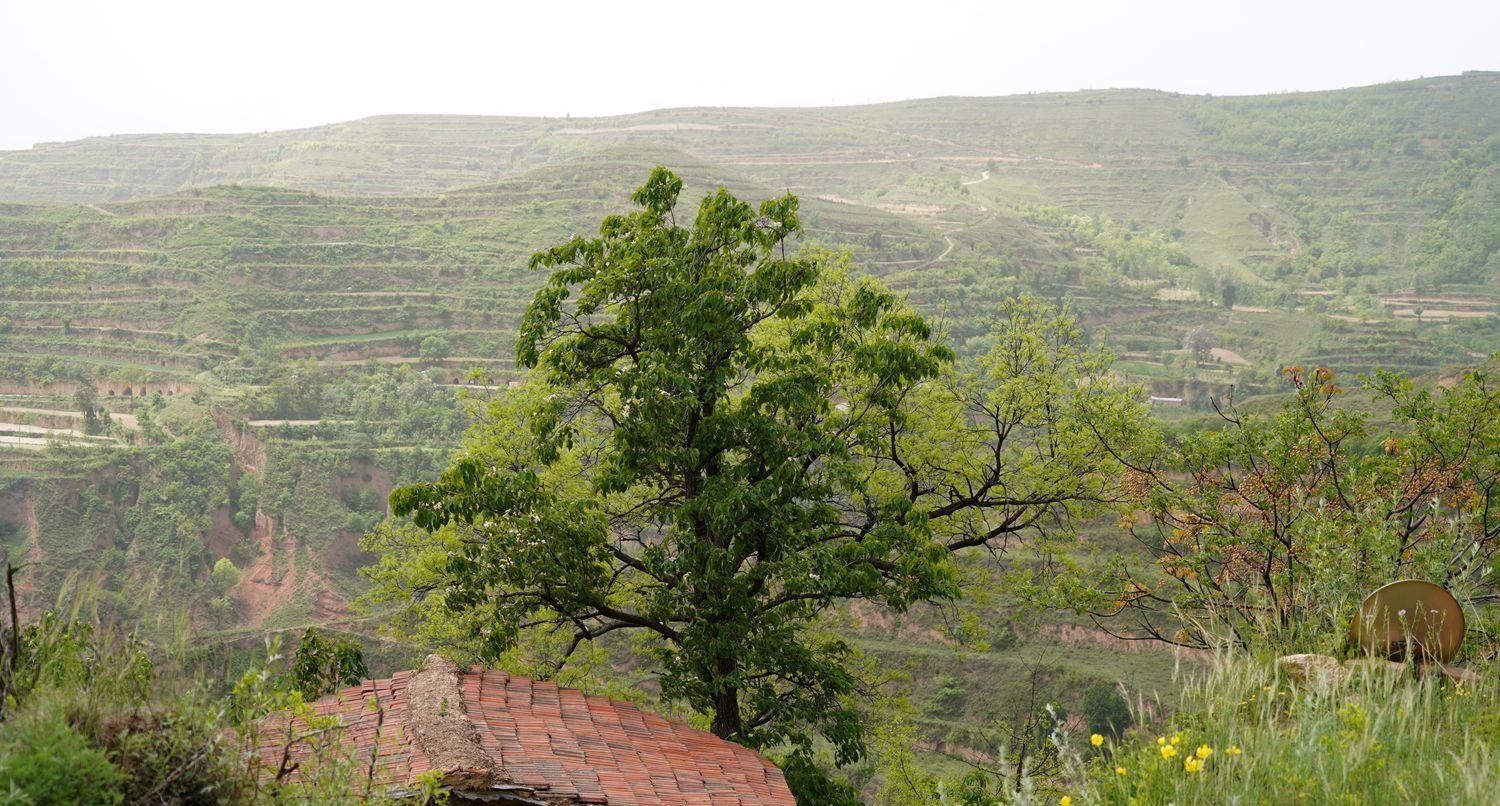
1053,652,1498,805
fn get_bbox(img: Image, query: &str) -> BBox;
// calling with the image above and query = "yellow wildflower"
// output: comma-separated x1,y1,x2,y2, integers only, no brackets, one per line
1196,745,1213,760
1184,757,1204,773
1060,797,1072,806
1160,744,1178,759
1091,733,1105,747
1157,736,1167,746
1226,745,1243,756
1170,733,1182,745
1116,766,1128,776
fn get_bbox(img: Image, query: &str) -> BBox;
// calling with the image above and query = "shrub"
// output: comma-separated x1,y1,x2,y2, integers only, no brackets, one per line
67,698,249,805
0,700,127,805
1081,683,1132,739
211,557,241,592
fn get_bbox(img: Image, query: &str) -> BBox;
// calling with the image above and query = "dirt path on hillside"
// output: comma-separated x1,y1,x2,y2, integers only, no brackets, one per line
1392,308,1494,320
934,236,956,262
1209,347,1249,365
554,123,724,135
0,423,87,438
246,419,357,427
1380,296,1494,306
962,169,991,186
0,406,140,430
921,200,995,268
1042,623,1211,662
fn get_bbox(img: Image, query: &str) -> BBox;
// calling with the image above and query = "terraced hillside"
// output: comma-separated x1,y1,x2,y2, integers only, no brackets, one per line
0,73,1497,769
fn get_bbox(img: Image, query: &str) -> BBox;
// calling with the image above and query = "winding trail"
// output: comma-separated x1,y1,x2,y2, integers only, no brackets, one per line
935,236,956,262
962,170,992,186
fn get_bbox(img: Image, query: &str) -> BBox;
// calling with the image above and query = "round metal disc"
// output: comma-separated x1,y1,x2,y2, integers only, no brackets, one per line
1349,579,1464,663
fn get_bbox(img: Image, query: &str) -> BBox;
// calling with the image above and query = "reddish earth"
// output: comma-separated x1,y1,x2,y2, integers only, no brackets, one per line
227,510,350,628
205,506,245,559
323,529,373,575
1041,623,1209,662
309,588,350,622
214,408,267,474
232,510,299,627
846,600,950,645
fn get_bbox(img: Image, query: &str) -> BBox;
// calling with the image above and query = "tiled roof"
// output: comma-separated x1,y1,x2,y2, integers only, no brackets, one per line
255,658,795,806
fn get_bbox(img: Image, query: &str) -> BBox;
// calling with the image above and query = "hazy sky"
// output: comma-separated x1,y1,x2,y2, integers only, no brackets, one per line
1,0,1495,151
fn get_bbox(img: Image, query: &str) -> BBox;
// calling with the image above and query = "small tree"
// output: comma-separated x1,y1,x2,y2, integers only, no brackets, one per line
418,335,450,360
1082,367,1500,650
73,381,102,436
1219,280,1238,311
290,628,369,700
210,558,241,593
1081,682,1132,739
1183,327,1217,364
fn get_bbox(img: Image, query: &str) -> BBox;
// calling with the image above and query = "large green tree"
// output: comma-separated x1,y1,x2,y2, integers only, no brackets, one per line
367,168,1140,787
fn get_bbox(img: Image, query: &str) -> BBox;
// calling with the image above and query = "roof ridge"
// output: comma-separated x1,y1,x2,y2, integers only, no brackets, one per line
406,653,509,790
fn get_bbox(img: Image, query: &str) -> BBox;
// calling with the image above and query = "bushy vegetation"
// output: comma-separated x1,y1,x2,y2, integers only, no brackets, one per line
1061,366,1500,652
0,603,419,805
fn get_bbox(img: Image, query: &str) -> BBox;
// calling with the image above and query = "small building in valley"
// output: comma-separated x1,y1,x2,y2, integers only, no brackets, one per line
255,654,795,805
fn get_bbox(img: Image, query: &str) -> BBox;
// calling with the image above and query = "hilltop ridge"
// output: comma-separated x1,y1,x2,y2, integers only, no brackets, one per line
4,72,1495,202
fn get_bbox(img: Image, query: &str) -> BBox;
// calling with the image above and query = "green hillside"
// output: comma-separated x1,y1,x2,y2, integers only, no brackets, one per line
0,73,1497,772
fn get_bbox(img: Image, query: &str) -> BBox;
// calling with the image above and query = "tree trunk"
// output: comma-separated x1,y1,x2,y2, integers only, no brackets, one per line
709,658,743,740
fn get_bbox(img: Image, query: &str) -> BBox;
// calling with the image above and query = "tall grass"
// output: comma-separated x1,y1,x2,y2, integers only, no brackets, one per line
1065,651,1499,805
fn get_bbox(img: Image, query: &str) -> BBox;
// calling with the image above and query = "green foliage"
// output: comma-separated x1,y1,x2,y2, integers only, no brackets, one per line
290,627,369,700
417,335,450,360
1080,683,1132,739
10,613,153,708
1017,205,1196,288
0,603,250,805
73,379,103,436
1078,366,1500,653
777,751,866,806
256,364,328,420
72,696,247,805
0,702,126,805
1072,653,1500,805
212,557,242,593
372,169,1141,797
123,430,234,570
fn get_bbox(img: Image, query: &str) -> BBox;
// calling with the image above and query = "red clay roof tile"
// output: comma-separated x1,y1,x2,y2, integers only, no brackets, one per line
256,665,794,805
